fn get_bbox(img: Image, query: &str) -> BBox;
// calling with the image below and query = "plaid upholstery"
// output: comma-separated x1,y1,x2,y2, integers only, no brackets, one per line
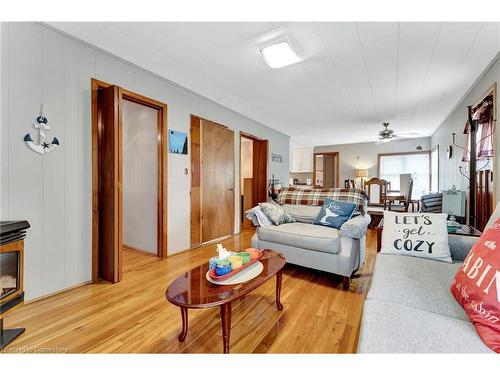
276,187,369,215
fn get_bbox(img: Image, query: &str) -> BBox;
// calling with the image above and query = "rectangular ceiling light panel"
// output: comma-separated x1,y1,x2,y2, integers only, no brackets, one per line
260,41,301,69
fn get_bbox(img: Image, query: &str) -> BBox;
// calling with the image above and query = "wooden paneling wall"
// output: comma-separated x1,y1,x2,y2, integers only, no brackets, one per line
1,23,94,299
1,22,290,301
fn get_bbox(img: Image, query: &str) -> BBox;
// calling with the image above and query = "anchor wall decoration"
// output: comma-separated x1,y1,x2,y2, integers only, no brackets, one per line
24,105,60,155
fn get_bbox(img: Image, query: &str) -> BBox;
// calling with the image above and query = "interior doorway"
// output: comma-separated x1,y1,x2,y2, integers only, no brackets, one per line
239,132,269,230
313,152,339,188
190,115,235,247
91,79,167,283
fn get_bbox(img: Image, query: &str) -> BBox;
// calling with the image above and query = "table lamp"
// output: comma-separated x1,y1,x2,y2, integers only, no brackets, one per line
356,169,368,188
356,169,368,178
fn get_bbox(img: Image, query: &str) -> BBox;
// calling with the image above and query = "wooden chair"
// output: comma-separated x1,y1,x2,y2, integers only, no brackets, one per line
365,177,389,209
388,177,413,212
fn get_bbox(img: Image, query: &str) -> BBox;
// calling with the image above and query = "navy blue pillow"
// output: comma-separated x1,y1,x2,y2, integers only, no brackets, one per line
313,198,357,229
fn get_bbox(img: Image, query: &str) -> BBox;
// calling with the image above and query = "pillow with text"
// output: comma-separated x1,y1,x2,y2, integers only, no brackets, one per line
313,198,356,229
450,217,500,353
381,211,452,263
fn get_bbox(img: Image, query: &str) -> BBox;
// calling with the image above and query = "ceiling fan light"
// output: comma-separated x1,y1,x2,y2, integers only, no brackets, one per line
260,41,301,69
380,137,392,143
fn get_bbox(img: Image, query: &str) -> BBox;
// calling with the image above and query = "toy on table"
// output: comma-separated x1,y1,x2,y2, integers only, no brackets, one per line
228,255,243,269
237,252,251,264
246,248,261,260
209,244,235,270
215,259,232,276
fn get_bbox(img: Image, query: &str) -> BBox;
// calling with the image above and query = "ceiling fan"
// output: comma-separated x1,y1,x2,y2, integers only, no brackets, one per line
370,122,419,143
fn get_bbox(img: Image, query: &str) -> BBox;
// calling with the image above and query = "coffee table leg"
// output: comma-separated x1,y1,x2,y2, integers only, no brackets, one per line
220,302,231,354
178,307,188,342
276,271,283,311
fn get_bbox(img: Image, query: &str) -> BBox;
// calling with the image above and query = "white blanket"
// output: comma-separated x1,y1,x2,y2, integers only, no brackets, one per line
245,206,272,227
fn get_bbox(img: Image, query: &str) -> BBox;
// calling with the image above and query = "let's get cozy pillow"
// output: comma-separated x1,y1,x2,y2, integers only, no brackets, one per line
381,211,452,263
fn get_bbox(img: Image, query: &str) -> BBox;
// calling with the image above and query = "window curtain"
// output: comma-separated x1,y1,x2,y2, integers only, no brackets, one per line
462,99,494,162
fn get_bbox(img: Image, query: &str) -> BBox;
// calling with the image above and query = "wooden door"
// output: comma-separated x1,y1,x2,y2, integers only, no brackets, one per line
201,120,235,242
97,85,122,282
252,139,269,205
190,116,202,246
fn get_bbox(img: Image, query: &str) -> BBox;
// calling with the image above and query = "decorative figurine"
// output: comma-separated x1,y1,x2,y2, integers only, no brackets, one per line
24,105,60,155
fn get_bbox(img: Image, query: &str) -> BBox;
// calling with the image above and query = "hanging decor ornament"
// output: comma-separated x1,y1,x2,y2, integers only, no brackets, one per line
24,105,60,155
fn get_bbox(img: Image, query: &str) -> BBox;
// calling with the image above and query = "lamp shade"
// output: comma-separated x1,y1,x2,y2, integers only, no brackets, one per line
356,169,368,178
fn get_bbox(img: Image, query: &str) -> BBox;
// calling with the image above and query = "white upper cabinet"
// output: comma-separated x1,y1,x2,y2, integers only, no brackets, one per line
291,146,313,173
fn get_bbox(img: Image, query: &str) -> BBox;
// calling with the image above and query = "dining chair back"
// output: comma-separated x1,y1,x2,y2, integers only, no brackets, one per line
365,177,389,208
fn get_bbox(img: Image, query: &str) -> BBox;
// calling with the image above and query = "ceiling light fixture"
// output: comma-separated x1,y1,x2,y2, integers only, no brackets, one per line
260,40,301,69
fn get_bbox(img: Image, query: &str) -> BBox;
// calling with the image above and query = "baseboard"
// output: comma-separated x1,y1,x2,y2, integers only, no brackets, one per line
23,281,92,305
202,235,232,246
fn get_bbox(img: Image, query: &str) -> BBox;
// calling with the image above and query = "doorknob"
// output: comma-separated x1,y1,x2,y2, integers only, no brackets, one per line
229,188,235,191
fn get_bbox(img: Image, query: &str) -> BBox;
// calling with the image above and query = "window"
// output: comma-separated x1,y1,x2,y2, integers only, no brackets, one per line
378,152,430,199
430,146,439,193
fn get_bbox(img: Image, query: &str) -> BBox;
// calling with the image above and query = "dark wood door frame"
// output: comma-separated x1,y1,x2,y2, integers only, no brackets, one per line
239,131,269,231
91,78,168,283
313,152,340,188
190,115,202,247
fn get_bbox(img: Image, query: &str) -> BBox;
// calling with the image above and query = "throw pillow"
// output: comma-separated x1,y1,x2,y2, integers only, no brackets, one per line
259,202,296,226
380,211,452,263
450,218,500,353
312,198,356,229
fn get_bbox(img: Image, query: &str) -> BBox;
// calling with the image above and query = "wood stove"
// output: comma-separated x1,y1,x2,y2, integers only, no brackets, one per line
0,220,30,350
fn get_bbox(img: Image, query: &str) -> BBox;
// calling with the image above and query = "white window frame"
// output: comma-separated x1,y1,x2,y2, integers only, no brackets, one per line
377,151,431,199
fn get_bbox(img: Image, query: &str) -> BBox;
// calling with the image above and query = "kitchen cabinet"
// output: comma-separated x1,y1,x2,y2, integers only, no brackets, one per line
291,146,313,173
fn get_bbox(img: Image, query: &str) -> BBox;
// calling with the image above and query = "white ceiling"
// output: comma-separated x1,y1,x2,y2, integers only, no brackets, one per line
48,22,500,146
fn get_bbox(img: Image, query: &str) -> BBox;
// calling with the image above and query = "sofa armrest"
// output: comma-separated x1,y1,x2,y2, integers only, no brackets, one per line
340,214,371,239
448,234,479,261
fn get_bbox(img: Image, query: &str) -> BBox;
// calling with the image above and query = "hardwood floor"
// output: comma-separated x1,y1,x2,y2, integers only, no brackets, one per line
3,228,377,353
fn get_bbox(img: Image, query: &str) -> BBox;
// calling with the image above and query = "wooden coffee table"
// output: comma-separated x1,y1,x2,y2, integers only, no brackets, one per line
166,249,286,353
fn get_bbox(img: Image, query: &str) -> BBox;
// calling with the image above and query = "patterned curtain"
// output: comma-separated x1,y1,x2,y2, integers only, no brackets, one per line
461,98,494,162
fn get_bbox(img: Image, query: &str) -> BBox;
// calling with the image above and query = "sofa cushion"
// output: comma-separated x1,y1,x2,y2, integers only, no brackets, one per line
257,222,340,254
358,299,492,353
259,202,295,226
281,204,321,223
367,254,469,321
448,233,478,261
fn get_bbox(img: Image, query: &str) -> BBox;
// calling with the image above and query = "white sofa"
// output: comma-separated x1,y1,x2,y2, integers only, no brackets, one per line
357,204,500,353
251,204,371,288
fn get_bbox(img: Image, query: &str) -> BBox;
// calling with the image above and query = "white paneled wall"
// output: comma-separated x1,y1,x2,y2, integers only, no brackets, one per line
0,22,290,301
